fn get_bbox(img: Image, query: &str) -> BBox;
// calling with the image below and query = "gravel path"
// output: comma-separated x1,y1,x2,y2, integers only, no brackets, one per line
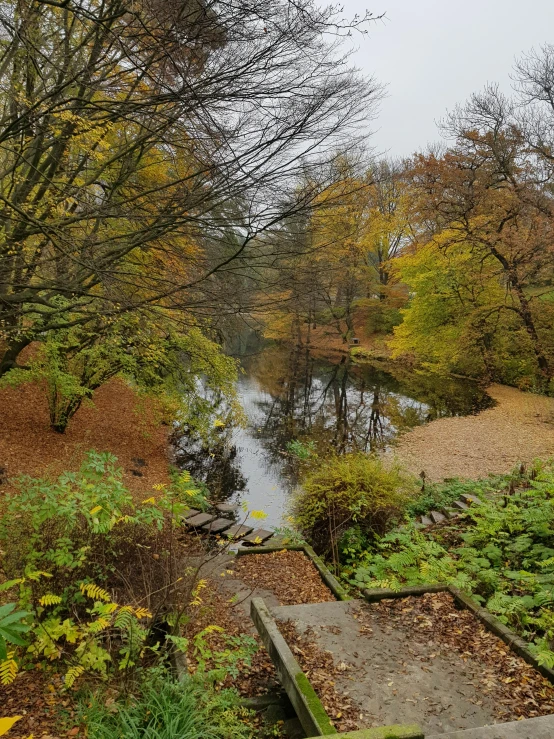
392,384,554,481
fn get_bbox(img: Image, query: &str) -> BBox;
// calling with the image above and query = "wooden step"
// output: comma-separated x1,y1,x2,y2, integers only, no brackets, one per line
202,517,233,534
241,528,274,545
225,524,254,539
187,512,216,527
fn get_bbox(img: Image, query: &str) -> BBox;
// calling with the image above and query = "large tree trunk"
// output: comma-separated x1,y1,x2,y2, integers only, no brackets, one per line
511,277,551,383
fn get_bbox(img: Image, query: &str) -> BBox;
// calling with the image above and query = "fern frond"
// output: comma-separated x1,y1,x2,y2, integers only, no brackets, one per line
64,664,84,688
133,607,152,620
114,609,135,631
79,582,110,602
39,594,62,607
87,617,111,634
0,652,18,685
0,578,25,592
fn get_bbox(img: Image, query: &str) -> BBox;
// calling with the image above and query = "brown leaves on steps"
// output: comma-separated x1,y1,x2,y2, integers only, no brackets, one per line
231,551,335,605
373,592,554,722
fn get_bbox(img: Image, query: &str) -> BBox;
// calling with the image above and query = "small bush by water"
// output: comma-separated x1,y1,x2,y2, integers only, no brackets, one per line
292,453,416,564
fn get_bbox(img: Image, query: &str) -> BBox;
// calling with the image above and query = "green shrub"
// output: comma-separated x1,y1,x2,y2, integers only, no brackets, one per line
0,451,208,684
291,453,416,562
81,668,255,739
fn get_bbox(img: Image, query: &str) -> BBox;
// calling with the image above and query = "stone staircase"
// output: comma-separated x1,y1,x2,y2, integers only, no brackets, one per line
417,493,482,527
182,503,274,545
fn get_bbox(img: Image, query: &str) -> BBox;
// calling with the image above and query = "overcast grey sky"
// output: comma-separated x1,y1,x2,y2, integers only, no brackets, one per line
342,0,554,158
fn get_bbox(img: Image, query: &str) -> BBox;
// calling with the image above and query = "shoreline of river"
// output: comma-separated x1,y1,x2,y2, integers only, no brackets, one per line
391,383,554,482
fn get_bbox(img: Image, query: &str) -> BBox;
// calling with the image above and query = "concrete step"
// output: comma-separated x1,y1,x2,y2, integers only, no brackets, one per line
215,502,239,514
225,524,254,539
427,713,554,738
444,508,460,519
460,493,481,506
242,528,274,545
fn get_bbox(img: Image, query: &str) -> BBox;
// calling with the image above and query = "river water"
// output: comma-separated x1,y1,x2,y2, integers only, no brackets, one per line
175,343,493,528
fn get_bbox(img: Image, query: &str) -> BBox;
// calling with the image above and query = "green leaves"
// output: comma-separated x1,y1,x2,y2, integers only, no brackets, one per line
0,604,30,660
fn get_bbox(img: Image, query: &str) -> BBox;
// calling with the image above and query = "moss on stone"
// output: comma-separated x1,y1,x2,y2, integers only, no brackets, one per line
294,671,338,735
338,726,423,739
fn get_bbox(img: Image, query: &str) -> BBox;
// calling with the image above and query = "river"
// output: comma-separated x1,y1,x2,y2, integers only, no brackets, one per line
174,342,493,528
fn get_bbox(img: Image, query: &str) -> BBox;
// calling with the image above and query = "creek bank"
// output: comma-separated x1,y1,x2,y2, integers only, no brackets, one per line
392,384,554,481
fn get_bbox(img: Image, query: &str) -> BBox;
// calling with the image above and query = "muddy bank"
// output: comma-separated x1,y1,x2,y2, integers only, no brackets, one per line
392,384,554,481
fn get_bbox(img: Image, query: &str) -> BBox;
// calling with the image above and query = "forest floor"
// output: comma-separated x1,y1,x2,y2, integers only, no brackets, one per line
0,376,170,500
392,383,554,481
0,376,171,738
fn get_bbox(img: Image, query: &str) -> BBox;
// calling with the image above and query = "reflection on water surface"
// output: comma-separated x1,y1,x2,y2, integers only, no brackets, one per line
175,343,493,528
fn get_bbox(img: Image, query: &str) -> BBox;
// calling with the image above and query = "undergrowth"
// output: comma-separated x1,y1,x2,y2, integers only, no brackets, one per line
345,459,554,668
80,668,255,739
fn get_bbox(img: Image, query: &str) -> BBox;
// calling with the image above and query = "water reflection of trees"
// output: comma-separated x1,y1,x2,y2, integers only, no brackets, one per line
247,344,494,457
172,343,494,502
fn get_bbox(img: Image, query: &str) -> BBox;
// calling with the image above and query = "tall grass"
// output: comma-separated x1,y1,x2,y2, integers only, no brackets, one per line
82,671,253,739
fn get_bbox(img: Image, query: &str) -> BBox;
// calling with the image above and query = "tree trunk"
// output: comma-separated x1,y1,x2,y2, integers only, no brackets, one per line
511,276,551,383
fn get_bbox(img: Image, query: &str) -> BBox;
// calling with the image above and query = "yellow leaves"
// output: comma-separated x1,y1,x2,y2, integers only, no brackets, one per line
79,583,110,602
250,510,268,520
89,505,102,516
39,594,62,607
133,607,152,620
190,579,208,606
64,665,84,688
0,716,22,736
141,497,156,505
87,617,111,634
0,653,18,686
213,418,225,428
199,624,224,636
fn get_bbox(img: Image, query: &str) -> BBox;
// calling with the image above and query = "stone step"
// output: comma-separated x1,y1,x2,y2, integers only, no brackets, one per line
241,528,274,545
444,508,460,519
225,524,254,539
186,512,216,528
202,517,233,534
429,510,446,524
427,712,554,738
420,515,433,526
451,500,469,511
460,493,481,506
182,508,200,520
215,502,239,514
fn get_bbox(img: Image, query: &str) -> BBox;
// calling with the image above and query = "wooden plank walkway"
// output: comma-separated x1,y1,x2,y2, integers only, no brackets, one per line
182,503,274,545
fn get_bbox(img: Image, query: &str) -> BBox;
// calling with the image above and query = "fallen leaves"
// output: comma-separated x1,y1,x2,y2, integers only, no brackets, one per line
277,619,360,733
231,551,335,606
372,592,554,721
